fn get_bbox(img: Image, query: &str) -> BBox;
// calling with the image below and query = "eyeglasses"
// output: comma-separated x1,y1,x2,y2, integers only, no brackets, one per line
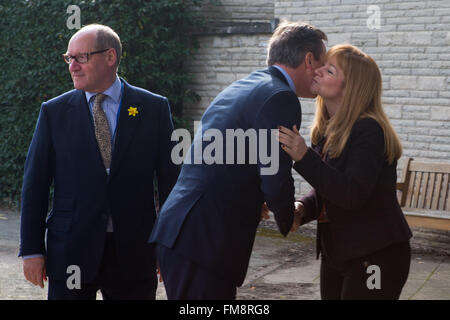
63,48,110,64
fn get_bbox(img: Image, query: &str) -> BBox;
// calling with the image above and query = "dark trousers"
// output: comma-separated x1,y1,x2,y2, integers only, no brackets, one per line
157,244,237,300
48,233,157,300
320,241,411,300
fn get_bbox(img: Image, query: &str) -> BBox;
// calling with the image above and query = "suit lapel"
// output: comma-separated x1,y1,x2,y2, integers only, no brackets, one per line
109,79,141,180
66,90,107,174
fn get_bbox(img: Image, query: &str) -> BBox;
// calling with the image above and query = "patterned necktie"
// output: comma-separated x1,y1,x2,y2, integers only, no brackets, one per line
93,93,112,171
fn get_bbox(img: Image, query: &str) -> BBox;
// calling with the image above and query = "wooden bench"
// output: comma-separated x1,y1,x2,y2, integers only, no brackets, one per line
397,158,450,231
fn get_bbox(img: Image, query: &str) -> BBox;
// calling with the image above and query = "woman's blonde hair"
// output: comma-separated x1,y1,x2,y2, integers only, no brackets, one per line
310,44,402,164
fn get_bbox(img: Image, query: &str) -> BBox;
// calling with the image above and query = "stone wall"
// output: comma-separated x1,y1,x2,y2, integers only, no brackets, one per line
200,0,274,22
185,0,450,196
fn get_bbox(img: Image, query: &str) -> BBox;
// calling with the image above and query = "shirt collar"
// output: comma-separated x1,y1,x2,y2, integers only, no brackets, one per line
272,65,296,94
85,75,121,104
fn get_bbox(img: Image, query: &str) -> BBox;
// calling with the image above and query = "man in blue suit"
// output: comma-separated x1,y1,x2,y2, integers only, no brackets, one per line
149,21,327,299
19,24,179,299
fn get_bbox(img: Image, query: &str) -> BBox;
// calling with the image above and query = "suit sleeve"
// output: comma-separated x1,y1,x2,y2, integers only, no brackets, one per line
293,118,385,212
253,90,301,236
19,103,54,257
298,189,322,225
155,98,180,208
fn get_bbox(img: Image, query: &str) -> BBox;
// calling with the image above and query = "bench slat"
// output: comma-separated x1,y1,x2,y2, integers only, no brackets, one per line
409,161,450,174
418,172,428,209
406,171,416,208
445,175,450,211
412,171,422,208
440,174,449,211
431,173,442,210
403,208,450,219
398,158,413,207
404,214,450,231
424,172,435,209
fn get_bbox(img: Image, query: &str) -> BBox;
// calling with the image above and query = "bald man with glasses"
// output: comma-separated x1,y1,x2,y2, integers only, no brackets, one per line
19,24,179,300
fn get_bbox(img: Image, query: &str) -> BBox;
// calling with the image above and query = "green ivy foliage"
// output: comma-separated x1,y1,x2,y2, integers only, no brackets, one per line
0,0,210,206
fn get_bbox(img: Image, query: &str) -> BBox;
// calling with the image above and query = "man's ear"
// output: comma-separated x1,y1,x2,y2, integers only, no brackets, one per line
304,52,314,69
106,48,117,67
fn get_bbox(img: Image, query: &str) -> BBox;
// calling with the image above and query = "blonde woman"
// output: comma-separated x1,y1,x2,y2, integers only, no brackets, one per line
278,44,412,300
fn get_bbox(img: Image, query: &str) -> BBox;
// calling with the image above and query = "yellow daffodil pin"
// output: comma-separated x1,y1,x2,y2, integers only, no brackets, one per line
128,106,139,117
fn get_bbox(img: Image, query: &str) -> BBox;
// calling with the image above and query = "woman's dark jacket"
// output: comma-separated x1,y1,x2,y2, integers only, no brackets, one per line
295,118,412,261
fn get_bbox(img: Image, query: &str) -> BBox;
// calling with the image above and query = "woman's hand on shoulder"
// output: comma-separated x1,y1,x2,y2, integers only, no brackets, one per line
277,125,308,162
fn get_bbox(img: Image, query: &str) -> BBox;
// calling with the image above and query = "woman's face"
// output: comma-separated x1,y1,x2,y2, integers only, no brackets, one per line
310,56,345,102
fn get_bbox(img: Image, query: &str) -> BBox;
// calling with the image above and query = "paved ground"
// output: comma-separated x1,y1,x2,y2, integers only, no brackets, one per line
1,208,449,300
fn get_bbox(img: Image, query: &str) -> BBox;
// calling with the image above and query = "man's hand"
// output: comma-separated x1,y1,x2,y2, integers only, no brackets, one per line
23,256,47,288
260,202,271,221
290,201,304,233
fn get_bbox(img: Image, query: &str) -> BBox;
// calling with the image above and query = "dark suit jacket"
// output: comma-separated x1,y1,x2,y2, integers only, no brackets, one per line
294,117,412,262
19,78,179,283
149,66,301,286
